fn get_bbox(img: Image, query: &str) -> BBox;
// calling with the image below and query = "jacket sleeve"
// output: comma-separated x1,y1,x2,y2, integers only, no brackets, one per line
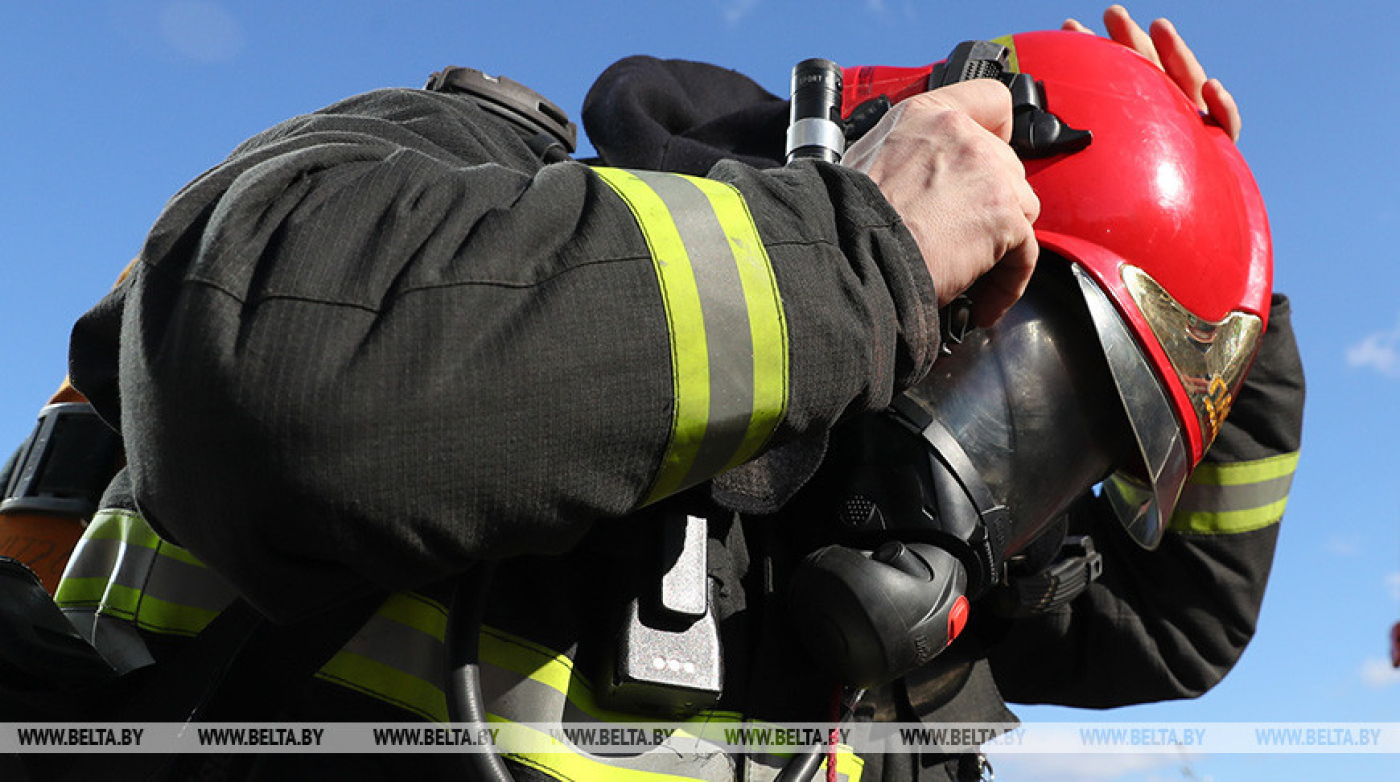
67,88,935,620
986,294,1304,706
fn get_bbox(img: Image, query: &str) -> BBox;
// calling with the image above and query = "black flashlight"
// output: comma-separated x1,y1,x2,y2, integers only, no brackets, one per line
786,58,845,164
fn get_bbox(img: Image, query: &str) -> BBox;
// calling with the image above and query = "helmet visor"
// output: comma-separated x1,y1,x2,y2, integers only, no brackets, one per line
1073,265,1192,548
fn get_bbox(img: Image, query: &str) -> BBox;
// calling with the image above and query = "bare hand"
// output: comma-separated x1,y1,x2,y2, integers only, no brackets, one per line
844,79,1040,327
1063,5,1241,141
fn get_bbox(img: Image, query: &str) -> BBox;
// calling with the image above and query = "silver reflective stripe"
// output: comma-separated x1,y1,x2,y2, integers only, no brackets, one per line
479,626,735,781
60,534,157,580
1175,472,1294,514
482,663,734,780
315,591,451,722
337,609,445,684
592,167,789,505
628,170,759,489
1166,452,1299,535
62,534,236,614
55,509,236,670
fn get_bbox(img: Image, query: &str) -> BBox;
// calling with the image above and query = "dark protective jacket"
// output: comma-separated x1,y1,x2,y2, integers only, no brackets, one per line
64,82,934,622
32,57,1303,782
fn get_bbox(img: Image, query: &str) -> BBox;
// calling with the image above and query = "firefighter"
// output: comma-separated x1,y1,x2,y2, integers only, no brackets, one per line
2,8,1302,782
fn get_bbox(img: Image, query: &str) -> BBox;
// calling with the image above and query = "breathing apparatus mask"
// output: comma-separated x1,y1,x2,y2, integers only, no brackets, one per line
788,259,1136,686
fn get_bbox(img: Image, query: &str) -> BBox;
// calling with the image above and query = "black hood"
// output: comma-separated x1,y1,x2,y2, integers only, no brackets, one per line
584,56,789,174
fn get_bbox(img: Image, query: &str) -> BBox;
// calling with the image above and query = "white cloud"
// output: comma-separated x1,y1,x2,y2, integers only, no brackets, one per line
159,1,244,63
1324,535,1359,556
720,0,760,25
985,752,1189,781
1346,316,1400,378
1360,657,1400,689
1387,571,1400,602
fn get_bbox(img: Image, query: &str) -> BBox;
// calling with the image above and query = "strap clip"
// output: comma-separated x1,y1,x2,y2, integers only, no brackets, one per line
994,535,1103,617
602,511,723,716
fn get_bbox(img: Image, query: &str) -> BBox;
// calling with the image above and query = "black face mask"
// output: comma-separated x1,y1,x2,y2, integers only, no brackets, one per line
786,259,1137,688
902,259,1132,554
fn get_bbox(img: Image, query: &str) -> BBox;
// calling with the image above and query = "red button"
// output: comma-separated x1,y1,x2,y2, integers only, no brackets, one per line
947,596,970,641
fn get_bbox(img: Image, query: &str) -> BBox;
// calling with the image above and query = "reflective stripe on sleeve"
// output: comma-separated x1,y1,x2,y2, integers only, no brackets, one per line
54,509,456,722
55,509,237,636
593,167,789,504
315,591,451,722
1168,451,1300,535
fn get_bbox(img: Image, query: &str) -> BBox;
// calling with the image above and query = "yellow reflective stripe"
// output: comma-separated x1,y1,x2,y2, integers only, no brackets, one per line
834,753,863,782
1183,452,1299,486
480,625,741,725
317,649,449,723
80,510,160,546
480,626,862,780
56,509,228,635
53,579,219,636
314,590,449,721
1169,452,1299,535
829,752,864,782
992,34,1021,73
125,589,221,635
686,176,789,471
495,718,725,782
593,167,789,504
52,576,132,615
376,591,448,641
81,509,206,568
1169,499,1290,536
595,167,710,502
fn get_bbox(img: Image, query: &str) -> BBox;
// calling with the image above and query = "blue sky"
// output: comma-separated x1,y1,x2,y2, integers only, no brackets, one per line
2,2,1397,780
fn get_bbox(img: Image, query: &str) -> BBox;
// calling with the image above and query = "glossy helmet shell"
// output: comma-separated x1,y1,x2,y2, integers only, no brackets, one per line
1009,30,1272,545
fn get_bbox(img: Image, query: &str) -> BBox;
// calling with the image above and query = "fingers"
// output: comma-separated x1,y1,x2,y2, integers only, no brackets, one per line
970,231,1038,328
918,79,1015,143
915,83,1040,225
1072,6,1244,142
1147,14,1244,141
1103,5,1161,68
917,81,1038,323
1202,78,1242,141
1148,18,1209,107
850,83,1039,320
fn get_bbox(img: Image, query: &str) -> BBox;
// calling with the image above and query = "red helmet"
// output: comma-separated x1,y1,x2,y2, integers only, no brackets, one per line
844,32,1272,547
